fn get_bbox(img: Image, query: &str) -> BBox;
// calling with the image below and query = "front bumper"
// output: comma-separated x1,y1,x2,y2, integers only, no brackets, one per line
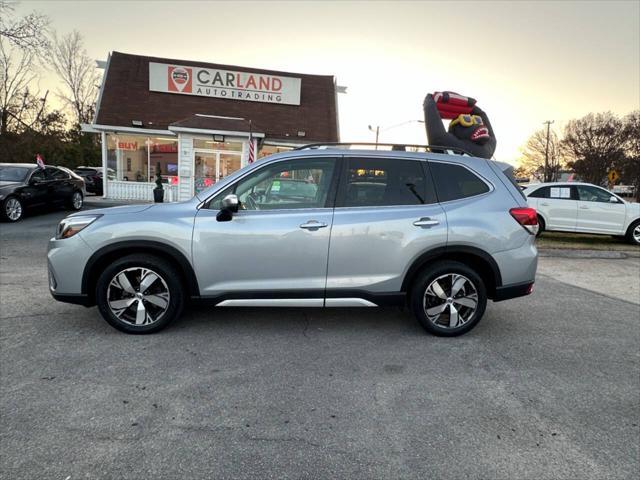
47,234,93,299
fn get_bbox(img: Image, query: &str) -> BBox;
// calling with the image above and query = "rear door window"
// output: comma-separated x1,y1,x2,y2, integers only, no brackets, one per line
528,186,550,198
429,162,490,202
339,157,435,207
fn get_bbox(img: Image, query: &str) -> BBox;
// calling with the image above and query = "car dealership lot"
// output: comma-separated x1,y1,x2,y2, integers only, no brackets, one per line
1,211,639,479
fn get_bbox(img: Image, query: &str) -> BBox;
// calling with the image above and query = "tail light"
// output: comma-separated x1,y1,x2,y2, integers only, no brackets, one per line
510,207,539,235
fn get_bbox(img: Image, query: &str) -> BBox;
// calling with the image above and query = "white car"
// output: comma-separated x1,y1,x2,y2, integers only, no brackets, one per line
523,182,640,245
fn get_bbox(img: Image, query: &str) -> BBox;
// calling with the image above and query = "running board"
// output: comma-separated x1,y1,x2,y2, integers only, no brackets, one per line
216,298,378,307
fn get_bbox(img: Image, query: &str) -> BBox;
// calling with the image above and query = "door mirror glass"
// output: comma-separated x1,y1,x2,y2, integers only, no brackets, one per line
221,194,239,213
609,196,619,203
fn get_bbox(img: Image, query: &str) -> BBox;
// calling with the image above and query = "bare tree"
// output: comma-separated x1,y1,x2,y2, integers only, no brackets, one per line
0,1,49,51
620,110,640,201
517,127,562,180
48,30,100,125
0,1,49,135
561,112,626,185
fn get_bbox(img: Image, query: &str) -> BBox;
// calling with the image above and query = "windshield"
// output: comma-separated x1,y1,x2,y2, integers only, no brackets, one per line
0,166,31,182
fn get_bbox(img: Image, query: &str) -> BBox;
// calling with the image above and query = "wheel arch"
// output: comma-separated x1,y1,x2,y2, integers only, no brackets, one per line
81,240,200,302
401,246,502,300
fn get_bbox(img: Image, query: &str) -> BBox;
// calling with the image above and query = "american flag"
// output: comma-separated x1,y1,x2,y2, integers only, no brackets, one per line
248,120,255,164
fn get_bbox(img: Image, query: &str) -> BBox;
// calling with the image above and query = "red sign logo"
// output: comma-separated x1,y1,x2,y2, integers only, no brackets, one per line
168,66,192,93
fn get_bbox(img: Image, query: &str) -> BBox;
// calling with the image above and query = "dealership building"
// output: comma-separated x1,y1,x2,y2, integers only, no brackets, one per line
83,52,339,202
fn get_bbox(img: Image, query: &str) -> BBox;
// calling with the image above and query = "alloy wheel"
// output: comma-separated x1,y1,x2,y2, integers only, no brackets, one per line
5,198,22,221
423,273,479,329
634,225,640,244
72,192,83,209
106,267,170,326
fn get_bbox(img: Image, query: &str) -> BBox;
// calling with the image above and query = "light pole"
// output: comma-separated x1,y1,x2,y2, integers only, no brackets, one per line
368,120,425,149
543,120,554,182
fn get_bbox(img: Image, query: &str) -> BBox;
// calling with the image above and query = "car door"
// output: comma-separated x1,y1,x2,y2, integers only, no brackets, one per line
22,168,49,208
325,155,447,300
575,185,627,234
192,156,338,303
46,167,74,204
533,185,578,231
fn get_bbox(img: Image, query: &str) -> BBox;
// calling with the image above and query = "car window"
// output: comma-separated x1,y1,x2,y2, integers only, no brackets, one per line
528,186,549,198
577,185,615,203
209,158,335,211
548,185,573,200
30,169,46,182
0,166,31,182
341,157,432,207
429,162,489,202
47,167,70,180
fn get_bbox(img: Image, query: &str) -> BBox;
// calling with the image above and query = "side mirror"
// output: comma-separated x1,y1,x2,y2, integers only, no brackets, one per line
609,196,619,203
216,194,239,222
221,194,239,213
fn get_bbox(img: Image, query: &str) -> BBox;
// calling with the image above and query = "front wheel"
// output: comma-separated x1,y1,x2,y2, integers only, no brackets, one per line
95,254,184,334
1,196,24,222
410,261,487,337
626,220,640,246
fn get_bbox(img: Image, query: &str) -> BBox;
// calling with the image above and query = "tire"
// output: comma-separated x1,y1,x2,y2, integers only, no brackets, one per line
95,254,184,334
626,220,640,246
67,190,83,211
1,196,24,222
536,215,545,237
410,261,487,337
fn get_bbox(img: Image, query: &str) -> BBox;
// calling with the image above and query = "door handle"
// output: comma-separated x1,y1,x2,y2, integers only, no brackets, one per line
579,205,589,209
540,202,550,206
300,220,328,230
413,218,439,227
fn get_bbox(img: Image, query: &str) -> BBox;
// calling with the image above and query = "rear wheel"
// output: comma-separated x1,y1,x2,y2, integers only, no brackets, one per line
410,261,487,337
536,215,545,237
95,254,184,334
67,190,83,210
1,196,24,222
626,220,640,246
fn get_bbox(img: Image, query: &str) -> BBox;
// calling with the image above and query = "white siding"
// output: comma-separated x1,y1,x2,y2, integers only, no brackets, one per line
178,134,194,201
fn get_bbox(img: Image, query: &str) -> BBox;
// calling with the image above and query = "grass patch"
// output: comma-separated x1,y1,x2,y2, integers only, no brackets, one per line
537,231,639,251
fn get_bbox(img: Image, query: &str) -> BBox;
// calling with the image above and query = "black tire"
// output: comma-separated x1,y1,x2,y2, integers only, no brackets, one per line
536,215,545,237
1,196,24,222
95,254,184,334
67,190,83,211
410,260,487,337
625,220,640,246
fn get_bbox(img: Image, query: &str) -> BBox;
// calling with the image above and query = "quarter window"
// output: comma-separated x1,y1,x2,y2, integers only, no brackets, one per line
528,186,549,198
430,162,489,202
209,158,335,210
341,157,432,207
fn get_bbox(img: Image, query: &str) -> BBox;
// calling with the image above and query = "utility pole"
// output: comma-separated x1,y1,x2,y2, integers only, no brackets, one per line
543,120,554,182
368,125,380,149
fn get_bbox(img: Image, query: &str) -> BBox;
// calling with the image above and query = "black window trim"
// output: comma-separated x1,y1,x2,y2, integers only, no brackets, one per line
202,155,342,211
428,159,494,204
334,154,437,209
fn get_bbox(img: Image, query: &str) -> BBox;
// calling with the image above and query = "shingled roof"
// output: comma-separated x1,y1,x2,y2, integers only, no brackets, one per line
95,52,339,142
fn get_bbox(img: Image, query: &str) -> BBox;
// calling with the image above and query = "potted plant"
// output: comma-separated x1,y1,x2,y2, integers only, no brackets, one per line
153,161,164,203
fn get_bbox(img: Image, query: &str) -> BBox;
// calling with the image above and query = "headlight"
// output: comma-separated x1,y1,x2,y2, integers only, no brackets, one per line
56,215,101,239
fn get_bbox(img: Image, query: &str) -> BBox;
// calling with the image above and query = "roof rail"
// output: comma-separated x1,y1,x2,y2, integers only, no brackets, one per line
294,142,472,156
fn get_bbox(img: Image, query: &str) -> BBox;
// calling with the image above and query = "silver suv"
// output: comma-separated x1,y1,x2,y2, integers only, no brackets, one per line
48,144,538,336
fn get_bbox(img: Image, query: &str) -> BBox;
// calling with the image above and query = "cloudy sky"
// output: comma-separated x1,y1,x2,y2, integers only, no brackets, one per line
16,0,640,164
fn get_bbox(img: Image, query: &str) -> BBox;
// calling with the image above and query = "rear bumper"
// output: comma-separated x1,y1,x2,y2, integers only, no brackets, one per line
493,281,534,302
50,291,93,307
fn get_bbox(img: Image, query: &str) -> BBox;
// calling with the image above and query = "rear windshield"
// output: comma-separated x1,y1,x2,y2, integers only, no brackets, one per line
501,165,527,200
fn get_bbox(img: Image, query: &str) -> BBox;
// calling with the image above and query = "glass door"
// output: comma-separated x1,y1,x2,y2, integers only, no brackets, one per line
194,150,243,194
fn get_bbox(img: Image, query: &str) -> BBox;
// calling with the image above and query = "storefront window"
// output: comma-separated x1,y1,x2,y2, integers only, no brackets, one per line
106,133,178,184
259,144,293,159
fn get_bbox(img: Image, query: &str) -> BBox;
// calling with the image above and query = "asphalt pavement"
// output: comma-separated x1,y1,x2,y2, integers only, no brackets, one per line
1,209,639,479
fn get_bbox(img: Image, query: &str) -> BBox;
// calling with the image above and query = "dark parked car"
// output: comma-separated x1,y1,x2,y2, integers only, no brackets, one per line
0,163,85,222
73,166,115,195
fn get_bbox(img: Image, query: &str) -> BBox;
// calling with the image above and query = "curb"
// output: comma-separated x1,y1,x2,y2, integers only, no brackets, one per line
538,248,640,259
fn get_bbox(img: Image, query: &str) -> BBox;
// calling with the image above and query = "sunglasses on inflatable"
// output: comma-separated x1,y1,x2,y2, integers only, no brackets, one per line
449,114,484,128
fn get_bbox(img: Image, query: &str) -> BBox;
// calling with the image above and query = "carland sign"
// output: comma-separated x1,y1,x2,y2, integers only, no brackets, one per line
149,62,301,105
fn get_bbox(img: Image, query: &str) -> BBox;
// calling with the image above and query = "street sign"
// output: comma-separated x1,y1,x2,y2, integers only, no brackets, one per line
608,170,619,183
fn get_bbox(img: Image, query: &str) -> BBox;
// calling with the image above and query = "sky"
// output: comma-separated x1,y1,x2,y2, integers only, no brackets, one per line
14,0,640,164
